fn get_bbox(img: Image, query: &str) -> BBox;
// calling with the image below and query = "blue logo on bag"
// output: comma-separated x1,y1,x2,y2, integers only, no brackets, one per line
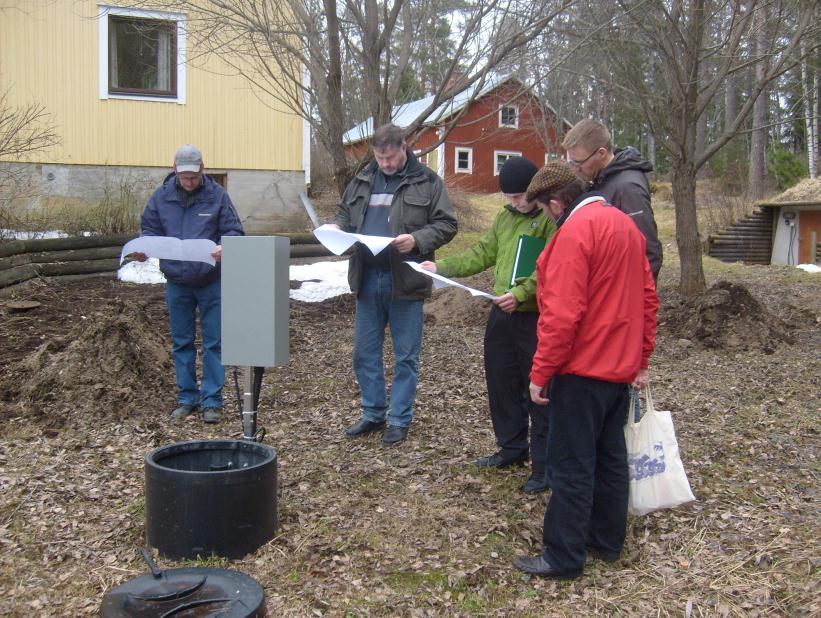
628,443,666,480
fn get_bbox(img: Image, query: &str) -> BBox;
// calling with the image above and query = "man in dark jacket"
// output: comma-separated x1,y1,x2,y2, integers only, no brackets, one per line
331,124,457,445
134,145,244,423
562,119,662,281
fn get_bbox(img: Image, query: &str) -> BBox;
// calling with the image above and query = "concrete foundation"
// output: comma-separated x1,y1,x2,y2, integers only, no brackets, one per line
0,162,309,234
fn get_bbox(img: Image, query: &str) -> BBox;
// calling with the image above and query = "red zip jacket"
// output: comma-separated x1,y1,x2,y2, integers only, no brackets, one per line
530,197,659,388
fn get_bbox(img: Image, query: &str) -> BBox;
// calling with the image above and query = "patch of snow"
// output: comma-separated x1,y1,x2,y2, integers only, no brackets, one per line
290,260,350,302
797,263,821,273
116,257,351,302
2,229,68,240
118,258,166,284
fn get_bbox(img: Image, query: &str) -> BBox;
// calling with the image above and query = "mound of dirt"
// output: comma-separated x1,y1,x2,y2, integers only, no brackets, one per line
423,270,495,326
0,300,173,423
661,280,794,353
771,177,821,202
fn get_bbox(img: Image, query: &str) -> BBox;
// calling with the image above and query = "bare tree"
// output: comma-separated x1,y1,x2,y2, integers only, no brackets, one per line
597,0,819,296
801,39,818,178
0,90,59,160
0,89,60,234
134,0,575,194
748,2,769,199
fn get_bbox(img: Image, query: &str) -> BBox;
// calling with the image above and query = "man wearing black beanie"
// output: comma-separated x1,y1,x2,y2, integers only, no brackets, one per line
420,156,556,493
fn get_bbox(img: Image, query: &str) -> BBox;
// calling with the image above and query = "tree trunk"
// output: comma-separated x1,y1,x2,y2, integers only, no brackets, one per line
724,73,736,133
321,0,349,197
672,159,706,297
747,4,768,199
801,44,817,178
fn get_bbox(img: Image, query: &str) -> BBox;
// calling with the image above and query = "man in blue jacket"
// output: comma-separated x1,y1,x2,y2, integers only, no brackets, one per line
134,145,244,423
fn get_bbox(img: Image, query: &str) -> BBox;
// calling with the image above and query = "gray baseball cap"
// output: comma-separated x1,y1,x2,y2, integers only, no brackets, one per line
174,144,203,173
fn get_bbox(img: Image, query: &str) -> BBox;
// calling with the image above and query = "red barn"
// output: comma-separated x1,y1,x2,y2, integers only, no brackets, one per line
343,75,571,193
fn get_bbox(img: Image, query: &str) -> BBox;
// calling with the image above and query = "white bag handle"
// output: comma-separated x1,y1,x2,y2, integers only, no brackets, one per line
644,383,655,414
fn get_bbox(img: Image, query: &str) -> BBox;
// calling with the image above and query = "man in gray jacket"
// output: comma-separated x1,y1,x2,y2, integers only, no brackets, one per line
331,124,457,445
562,119,662,281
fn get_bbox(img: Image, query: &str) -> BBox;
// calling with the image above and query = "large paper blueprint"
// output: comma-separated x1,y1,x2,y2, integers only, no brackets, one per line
120,236,217,266
313,224,394,256
404,261,498,300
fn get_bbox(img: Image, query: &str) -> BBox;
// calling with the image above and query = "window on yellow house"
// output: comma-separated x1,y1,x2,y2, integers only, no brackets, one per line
108,16,177,96
99,7,185,103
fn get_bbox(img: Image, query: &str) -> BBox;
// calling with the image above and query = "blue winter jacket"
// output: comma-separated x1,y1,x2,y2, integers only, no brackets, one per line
141,173,244,287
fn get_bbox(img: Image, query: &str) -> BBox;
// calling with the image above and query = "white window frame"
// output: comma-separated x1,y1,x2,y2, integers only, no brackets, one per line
98,5,187,104
413,149,427,165
499,105,519,129
454,147,473,174
494,150,522,176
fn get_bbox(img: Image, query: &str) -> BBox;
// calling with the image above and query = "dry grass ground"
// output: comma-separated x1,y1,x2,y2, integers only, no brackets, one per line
0,189,819,616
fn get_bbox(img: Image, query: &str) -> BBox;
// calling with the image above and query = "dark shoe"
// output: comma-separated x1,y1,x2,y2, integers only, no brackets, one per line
474,451,527,468
585,546,620,565
202,407,223,424
382,425,408,445
345,418,386,437
171,404,197,419
513,555,582,579
521,474,549,494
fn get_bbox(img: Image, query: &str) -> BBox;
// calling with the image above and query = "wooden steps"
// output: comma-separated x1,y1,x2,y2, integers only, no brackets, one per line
706,207,773,264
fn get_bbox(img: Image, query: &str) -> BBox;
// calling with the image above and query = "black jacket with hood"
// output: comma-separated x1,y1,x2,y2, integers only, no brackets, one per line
591,147,662,280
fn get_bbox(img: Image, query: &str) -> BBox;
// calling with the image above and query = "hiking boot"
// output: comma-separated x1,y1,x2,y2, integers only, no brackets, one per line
171,404,197,419
475,450,528,468
202,407,223,424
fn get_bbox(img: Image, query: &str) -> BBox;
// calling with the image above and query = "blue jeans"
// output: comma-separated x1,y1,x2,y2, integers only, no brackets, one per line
353,268,424,428
166,280,224,409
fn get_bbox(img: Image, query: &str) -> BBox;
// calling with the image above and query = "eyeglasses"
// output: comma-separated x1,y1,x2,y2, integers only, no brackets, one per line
569,148,601,167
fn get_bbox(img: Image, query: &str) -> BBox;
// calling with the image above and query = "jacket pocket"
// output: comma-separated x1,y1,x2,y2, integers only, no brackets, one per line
403,194,430,229
344,194,368,229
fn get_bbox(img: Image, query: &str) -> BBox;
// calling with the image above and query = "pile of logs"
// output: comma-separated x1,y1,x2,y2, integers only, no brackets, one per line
0,233,335,291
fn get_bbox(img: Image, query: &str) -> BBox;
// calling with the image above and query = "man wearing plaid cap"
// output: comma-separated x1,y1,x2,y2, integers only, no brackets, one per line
513,161,659,579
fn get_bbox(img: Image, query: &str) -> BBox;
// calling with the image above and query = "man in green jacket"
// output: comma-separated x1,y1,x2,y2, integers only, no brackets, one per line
420,157,555,492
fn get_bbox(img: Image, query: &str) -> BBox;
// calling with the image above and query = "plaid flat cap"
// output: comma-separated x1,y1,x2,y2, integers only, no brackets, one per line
525,160,579,202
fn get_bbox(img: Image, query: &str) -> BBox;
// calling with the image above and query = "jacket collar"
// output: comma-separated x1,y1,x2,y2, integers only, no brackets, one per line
556,195,606,228
505,204,541,218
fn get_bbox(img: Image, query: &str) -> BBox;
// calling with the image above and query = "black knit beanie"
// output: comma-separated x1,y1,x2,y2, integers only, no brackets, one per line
499,156,538,193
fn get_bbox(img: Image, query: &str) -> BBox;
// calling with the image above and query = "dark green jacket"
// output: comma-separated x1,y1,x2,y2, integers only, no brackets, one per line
334,150,457,300
436,205,555,312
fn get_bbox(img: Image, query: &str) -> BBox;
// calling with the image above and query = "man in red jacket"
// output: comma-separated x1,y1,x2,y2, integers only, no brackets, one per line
513,161,659,579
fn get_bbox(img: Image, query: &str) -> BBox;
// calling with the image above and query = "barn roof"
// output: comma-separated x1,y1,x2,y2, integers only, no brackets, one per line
342,74,569,146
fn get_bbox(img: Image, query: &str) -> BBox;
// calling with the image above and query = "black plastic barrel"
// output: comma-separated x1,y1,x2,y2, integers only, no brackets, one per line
145,440,277,560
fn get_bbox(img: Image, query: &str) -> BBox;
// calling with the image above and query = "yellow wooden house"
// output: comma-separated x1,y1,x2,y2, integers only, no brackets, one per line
0,1,308,232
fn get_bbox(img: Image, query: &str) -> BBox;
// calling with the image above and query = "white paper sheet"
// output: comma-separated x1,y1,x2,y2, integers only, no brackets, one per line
120,236,217,266
404,261,498,300
313,224,395,256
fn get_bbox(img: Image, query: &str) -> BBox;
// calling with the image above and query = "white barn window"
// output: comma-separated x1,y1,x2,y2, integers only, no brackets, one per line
455,147,473,173
499,105,518,128
494,150,521,175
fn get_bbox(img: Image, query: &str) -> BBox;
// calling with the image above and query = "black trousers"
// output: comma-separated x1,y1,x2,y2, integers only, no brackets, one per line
483,306,549,475
542,374,629,573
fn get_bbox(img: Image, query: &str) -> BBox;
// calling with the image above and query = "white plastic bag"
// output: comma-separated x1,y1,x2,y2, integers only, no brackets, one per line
624,385,695,516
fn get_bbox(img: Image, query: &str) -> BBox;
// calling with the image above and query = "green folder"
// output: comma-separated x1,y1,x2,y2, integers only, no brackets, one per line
509,234,546,287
